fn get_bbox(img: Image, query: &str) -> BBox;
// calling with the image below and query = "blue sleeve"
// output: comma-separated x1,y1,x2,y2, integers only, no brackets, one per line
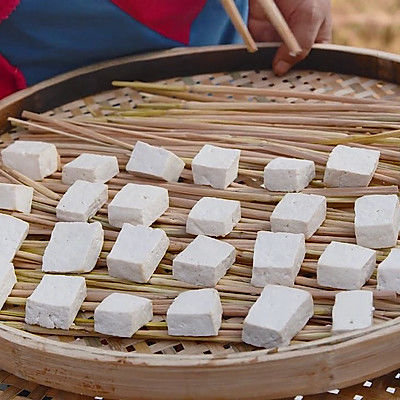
190,0,249,46
0,0,249,85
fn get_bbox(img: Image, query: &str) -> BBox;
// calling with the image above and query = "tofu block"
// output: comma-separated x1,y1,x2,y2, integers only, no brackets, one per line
317,241,376,289
192,144,241,189
0,261,17,310
251,231,305,287
107,224,169,283
324,145,380,187
62,153,119,184
186,197,241,237
0,214,29,262
25,275,86,330
173,235,236,287
126,141,185,182
42,222,104,273
108,183,169,228
94,293,152,338
0,183,33,213
167,288,222,336
332,290,374,332
270,193,326,239
56,180,108,222
377,249,400,293
355,194,400,249
1,140,58,181
242,285,313,348
264,157,315,192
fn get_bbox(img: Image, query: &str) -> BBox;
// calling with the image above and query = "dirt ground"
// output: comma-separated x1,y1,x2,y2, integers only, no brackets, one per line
332,0,400,53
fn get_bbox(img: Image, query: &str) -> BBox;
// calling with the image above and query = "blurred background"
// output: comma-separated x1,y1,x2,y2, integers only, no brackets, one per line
332,0,400,53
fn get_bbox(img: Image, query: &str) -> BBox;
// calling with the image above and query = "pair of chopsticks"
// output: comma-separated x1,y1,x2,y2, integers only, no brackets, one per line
220,0,302,56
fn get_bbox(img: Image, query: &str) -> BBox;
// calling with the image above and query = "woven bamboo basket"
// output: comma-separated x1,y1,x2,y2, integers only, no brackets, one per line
0,44,399,400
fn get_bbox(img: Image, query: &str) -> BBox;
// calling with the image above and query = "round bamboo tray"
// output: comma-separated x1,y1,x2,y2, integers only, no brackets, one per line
0,44,399,400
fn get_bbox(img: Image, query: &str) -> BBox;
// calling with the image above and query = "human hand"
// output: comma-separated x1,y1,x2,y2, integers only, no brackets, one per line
248,0,332,76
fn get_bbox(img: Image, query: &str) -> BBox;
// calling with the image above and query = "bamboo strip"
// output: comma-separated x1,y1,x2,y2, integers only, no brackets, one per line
112,81,391,105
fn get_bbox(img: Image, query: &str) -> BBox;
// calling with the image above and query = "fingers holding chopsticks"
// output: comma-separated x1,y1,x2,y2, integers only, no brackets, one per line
249,0,332,76
272,0,331,76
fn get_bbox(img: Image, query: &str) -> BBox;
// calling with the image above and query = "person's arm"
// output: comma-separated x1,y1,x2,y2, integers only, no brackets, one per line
248,0,332,76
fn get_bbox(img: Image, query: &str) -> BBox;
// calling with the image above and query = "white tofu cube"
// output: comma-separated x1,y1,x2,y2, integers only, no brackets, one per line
264,157,315,192
107,224,169,283
25,275,86,330
186,197,241,237
173,235,236,287
0,183,33,213
242,285,313,348
42,222,104,273
324,145,380,187
167,288,222,336
62,153,119,184
1,140,58,181
355,194,400,249
270,193,326,239
317,241,376,289
332,290,374,332
0,261,17,310
0,214,29,262
56,180,108,222
126,141,185,182
94,293,152,338
192,144,240,189
377,249,400,293
108,183,168,228
251,231,305,287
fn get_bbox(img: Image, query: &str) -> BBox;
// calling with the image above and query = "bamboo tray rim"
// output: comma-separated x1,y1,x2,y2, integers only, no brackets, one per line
0,43,400,365
2,43,400,132
2,318,400,365
1,44,400,399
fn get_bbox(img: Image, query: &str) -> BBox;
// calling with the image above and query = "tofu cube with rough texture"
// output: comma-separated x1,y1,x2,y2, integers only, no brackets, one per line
264,157,315,192
0,261,17,310
186,197,241,237
0,183,33,213
192,144,240,189
94,293,153,337
251,231,305,287
1,141,58,181
324,145,380,187
242,285,313,349
126,141,185,182
107,224,169,283
332,290,374,332
25,275,86,330
62,153,119,184
270,193,326,239
0,214,29,262
167,288,222,336
317,241,376,289
173,235,236,287
108,183,169,228
377,249,400,293
42,221,104,273
355,194,400,249
56,180,108,222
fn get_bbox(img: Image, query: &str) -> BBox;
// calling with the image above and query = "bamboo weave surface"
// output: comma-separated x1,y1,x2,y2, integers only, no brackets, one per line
1,67,400,399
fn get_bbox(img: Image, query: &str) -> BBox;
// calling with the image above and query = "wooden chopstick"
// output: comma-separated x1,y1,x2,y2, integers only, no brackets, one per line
257,0,302,56
220,0,258,53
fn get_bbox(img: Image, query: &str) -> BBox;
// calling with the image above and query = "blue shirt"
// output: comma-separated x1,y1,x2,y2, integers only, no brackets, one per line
0,0,248,85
